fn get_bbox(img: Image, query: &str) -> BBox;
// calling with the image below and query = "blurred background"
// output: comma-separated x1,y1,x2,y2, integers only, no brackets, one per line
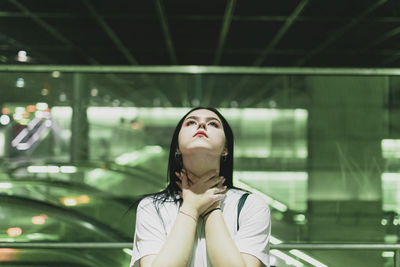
1,0,400,266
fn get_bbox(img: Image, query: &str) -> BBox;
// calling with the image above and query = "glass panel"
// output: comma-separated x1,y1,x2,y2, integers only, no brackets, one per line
0,248,130,267
0,67,399,266
270,249,389,267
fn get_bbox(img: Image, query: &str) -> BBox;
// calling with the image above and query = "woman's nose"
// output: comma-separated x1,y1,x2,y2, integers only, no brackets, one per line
198,121,206,129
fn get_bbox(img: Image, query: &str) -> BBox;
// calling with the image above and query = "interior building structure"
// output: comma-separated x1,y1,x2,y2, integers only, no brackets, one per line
1,1,400,266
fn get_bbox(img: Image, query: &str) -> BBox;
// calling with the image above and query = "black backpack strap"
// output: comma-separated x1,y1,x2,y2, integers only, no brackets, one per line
237,193,250,231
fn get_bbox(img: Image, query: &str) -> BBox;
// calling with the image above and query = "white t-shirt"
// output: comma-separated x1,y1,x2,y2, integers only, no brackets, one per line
130,188,271,267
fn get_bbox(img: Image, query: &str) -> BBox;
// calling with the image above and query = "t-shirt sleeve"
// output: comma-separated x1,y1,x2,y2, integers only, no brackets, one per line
129,198,167,267
234,193,271,267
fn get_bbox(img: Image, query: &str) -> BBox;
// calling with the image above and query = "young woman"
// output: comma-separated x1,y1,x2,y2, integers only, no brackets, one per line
130,107,270,267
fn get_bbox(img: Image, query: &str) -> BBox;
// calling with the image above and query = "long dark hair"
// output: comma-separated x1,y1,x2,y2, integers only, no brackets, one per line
128,107,242,211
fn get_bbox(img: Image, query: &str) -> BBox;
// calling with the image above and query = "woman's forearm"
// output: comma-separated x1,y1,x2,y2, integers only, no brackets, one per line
150,204,198,267
204,210,246,267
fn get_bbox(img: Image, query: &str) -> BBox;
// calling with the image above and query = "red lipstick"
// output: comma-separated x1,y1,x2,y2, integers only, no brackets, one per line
194,130,208,137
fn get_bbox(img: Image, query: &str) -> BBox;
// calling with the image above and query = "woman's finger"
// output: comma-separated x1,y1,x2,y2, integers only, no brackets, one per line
208,176,224,188
182,170,197,186
175,172,190,186
183,171,197,187
219,186,227,193
203,169,219,182
175,171,183,181
212,186,227,194
185,170,201,184
181,170,189,188
212,193,226,202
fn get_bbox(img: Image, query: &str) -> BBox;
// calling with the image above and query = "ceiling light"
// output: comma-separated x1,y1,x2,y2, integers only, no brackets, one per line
60,195,90,206
15,107,25,114
16,78,24,88
293,214,306,224
51,71,61,78
77,195,90,204
294,109,308,120
13,114,22,121
41,88,49,96
27,165,60,173
17,50,28,62
32,214,48,225
2,108,10,115
18,50,26,57
7,227,22,238
382,251,394,258
36,103,48,111
61,197,77,206
60,166,77,173
59,93,67,102
26,105,36,112
382,139,400,158
0,182,12,189
0,115,10,125
91,88,98,96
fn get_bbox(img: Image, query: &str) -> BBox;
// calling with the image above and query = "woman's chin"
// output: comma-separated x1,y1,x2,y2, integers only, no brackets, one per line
182,146,221,157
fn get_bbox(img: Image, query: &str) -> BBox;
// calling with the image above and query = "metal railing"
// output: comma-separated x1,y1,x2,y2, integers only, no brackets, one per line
0,242,399,266
1,64,400,76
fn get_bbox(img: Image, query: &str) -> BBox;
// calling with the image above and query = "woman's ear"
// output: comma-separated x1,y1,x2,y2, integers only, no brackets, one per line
221,146,228,156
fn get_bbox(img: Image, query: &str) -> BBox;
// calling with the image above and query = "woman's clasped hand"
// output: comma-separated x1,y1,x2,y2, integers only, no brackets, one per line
175,169,227,218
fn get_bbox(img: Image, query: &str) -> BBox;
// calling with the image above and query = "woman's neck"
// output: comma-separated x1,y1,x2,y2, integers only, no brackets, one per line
182,152,220,178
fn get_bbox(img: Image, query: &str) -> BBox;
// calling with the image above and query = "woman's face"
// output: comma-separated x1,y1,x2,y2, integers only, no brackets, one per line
178,109,227,157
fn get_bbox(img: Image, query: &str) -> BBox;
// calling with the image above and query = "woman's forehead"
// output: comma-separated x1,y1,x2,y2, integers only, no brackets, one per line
185,109,218,119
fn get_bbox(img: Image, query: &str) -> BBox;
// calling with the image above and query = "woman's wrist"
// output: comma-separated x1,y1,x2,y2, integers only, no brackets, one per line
181,202,200,219
203,207,221,221
179,209,198,222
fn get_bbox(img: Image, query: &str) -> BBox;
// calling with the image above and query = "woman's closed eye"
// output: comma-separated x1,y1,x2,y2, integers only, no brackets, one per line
186,120,219,127
209,121,219,127
186,120,196,126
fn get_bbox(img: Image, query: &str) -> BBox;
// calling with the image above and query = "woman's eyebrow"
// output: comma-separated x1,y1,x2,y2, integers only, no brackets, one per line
185,116,222,124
